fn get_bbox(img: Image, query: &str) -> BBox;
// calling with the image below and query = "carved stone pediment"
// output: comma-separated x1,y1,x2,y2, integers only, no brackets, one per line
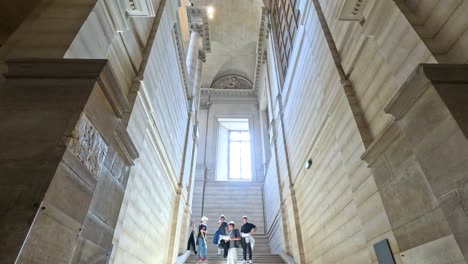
126,0,156,17
339,0,368,21
211,75,253,90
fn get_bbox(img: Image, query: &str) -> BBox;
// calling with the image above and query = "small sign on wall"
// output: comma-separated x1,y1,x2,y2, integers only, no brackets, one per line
373,239,396,264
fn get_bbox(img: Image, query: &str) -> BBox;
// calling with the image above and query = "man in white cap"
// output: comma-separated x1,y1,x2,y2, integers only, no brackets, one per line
241,216,257,264
197,216,208,261
224,221,241,264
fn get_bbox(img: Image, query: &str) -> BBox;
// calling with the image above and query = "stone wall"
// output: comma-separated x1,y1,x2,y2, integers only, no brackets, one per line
262,0,468,263
0,0,196,263
109,2,195,263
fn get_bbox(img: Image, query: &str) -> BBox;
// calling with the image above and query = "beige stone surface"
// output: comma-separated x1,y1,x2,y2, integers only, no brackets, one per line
261,0,468,263
2,0,468,263
400,235,466,264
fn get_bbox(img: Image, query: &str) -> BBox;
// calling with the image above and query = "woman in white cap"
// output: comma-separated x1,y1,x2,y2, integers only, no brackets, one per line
224,221,242,264
197,216,208,261
217,214,228,255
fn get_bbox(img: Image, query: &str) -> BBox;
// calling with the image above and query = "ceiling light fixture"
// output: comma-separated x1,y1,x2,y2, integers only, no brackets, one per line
207,6,214,19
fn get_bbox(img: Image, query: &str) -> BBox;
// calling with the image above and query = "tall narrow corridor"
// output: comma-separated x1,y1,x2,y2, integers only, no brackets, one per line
0,0,467,263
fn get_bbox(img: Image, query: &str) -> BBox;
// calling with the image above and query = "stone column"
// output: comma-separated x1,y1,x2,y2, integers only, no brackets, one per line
186,24,203,99
192,50,206,121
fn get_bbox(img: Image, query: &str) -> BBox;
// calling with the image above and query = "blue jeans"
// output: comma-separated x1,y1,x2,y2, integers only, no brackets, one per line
198,237,207,258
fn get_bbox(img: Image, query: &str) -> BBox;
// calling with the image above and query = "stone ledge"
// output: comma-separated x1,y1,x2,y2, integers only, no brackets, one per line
4,58,130,118
4,58,108,79
361,122,400,166
113,120,139,166
385,63,468,136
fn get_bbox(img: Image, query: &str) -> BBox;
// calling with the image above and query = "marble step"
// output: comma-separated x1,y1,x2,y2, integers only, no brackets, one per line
184,254,285,264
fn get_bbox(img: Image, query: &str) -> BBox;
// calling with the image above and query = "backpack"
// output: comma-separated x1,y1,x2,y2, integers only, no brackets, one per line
213,230,220,244
233,229,242,248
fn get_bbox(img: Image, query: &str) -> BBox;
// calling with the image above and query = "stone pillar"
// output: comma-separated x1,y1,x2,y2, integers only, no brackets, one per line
384,64,468,262
186,24,203,99
192,50,206,121
0,59,138,263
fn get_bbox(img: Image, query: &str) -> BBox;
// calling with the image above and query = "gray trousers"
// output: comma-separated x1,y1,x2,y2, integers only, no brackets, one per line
227,248,238,264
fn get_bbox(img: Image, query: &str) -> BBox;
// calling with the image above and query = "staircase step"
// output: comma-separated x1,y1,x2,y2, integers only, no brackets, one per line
185,254,285,264
189,181,280,263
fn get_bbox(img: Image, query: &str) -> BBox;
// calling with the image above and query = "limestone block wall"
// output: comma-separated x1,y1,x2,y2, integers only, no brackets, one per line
109,4,193,264
394,0,468,62
261,0,468,263
263,158,286,255
0,0,196,263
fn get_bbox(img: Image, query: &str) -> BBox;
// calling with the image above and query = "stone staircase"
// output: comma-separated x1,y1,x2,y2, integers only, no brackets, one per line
187,181,285,263
184,236,284,263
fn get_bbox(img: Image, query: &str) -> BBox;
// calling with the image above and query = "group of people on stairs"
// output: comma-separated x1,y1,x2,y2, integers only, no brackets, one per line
187,214,257,264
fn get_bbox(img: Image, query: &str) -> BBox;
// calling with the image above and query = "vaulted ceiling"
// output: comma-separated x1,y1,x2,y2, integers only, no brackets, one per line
191,0,264,89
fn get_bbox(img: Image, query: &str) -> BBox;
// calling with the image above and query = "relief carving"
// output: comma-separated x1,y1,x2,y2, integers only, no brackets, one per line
211,75,253,90
68,114,108,177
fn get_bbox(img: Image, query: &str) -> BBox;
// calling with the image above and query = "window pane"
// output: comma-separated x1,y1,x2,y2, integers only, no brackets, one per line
228,130,251,180
240,142,251,179
287,6,293,25
229,131,249,141
229,142,241,179
271,0,298,84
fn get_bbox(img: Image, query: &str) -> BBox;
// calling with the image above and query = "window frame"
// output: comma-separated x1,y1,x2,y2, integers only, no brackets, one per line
270,0,300,87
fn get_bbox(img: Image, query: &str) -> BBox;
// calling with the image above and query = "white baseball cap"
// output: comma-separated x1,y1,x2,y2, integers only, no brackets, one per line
201,216,208,221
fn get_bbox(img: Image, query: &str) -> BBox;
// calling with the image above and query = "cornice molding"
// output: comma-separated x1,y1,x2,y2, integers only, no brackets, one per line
201,88,257,96
252,7,269,94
